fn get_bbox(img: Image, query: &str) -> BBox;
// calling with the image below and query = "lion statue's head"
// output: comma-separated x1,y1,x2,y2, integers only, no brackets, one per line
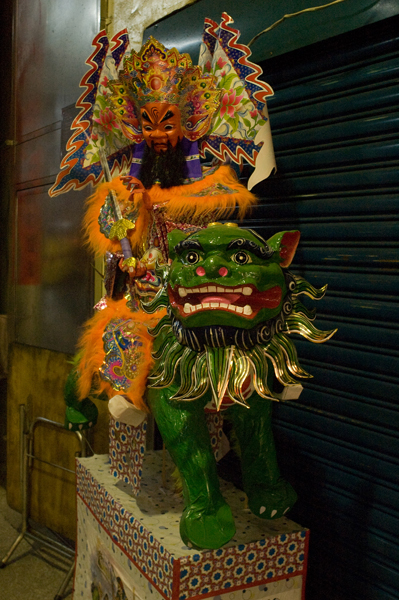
142,223,335,409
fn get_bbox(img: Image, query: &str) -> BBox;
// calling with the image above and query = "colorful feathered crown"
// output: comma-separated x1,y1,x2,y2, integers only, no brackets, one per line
49,14,276,197
108,37,221,143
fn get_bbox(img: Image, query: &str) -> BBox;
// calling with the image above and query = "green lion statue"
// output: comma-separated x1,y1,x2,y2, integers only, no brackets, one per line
140,222,335,550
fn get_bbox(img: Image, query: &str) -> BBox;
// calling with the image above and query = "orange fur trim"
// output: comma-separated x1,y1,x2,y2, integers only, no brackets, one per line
84,166,256,256
77,298,166,412
149,165,257,222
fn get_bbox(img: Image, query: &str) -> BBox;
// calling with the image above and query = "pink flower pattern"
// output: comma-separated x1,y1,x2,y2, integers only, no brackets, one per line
94,107,118,131
220,89,244,119
216,56,227,69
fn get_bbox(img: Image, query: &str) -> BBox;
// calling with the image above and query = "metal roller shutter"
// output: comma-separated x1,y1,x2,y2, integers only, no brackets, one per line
144,9,399,598
247,15,399,600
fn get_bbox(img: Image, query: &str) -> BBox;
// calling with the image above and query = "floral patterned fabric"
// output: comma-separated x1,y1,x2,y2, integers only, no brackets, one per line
199,13,274,167
100,318,145,392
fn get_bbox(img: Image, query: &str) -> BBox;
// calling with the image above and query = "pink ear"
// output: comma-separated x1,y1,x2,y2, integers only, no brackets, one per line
279,231,300,267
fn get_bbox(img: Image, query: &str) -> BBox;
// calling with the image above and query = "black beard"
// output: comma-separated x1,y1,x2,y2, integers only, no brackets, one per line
139,140,188,189
170,312,286,352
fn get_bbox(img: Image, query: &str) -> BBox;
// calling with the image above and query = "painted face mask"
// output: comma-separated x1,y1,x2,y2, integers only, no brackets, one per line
140,102,183,152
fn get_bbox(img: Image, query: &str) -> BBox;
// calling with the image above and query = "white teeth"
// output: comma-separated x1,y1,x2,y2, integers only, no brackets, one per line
180,285,253,296
179,283,254,317
182,301,254,315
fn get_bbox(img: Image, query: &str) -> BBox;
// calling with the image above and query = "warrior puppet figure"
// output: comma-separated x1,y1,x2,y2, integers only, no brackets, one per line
51,15,335,550
51,14,277,415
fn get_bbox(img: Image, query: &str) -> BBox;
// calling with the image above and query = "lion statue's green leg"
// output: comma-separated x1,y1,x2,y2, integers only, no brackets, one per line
227,395,297,520
147,386,236,550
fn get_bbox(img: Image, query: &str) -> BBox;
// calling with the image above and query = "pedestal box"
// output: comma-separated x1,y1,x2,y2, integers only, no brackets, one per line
74,453,308,600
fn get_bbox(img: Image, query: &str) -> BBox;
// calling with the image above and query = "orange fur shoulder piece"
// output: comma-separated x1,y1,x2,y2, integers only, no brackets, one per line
77,299,166,412
150,165,257,222
83,165,256,256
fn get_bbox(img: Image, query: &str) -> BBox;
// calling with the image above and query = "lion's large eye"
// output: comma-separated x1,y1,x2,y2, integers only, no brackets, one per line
186,251,201,264
232,251,252,265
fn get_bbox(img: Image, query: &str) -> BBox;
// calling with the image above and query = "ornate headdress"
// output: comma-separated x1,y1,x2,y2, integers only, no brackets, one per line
108,37,221,143
49,14,275,197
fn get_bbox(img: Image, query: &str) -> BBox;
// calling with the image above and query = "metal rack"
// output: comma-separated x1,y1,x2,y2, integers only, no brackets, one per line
1,404,86,600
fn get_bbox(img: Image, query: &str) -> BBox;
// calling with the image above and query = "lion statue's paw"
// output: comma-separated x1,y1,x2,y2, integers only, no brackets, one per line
180,499,236,550
246,478,298,520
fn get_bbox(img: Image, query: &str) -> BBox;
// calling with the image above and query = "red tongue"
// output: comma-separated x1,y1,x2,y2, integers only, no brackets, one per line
200,294,241,304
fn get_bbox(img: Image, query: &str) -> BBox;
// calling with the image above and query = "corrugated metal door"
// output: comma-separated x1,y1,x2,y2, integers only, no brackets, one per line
247,15,399,600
